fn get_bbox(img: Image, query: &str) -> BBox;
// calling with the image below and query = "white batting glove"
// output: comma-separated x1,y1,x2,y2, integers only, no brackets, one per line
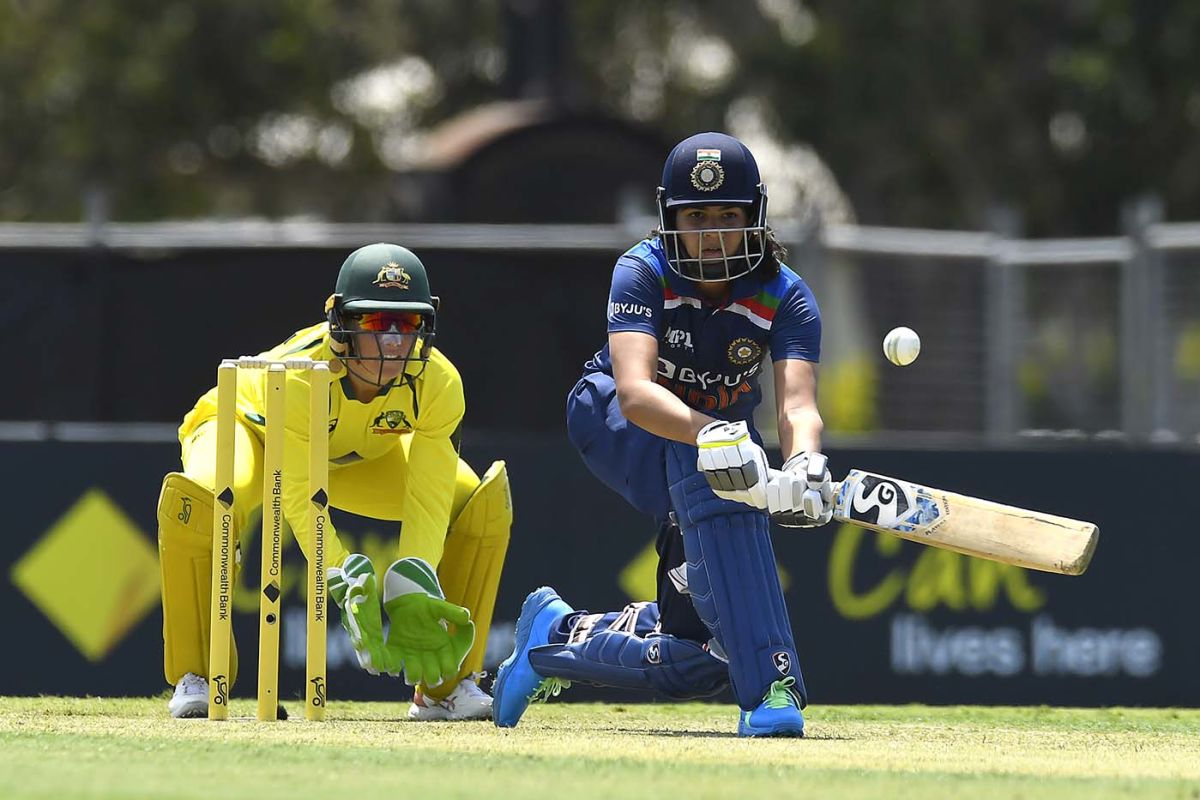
696,420,769,509
767,452,834,527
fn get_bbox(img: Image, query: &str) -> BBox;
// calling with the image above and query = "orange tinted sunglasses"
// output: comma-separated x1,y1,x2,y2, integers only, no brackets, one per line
351,311,423,333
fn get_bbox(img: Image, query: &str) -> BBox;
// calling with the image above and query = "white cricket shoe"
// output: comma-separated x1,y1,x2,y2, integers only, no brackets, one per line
408,674,493,721
169,672,209,719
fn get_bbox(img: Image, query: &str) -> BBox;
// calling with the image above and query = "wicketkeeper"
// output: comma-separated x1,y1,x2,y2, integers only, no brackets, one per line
156,242,511,720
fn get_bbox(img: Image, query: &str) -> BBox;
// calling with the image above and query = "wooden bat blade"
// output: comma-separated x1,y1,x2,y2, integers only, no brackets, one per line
832,469,1098,575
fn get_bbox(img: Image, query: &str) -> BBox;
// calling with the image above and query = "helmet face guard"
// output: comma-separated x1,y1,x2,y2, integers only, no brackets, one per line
657,189,769,282
655,132,770,283
328,300,438,386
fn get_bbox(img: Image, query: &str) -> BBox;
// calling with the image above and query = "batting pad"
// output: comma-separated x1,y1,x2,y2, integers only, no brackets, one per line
424,460,512,699
157,473,239,688
666,443,807,711
528,602,727,699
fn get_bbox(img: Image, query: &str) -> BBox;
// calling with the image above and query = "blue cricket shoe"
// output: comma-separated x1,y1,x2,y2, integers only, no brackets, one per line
493,586,575,728
737,676,806,737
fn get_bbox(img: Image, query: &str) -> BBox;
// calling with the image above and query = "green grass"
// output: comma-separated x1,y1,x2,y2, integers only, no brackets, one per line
2,697,1198,799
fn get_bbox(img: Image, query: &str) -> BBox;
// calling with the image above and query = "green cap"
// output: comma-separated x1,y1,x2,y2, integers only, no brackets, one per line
333,243,435,315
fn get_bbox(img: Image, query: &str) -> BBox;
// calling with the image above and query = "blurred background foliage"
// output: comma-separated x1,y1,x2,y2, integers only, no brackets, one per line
2,0,1199,233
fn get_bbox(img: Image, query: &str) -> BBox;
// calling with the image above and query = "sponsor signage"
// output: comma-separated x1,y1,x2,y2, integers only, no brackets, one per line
3,439,1195,706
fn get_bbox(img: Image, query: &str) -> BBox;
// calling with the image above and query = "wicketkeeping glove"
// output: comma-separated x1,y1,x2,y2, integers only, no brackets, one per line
767,451,834,527
696,419,770,509
328,553,399,676
381,557,475,688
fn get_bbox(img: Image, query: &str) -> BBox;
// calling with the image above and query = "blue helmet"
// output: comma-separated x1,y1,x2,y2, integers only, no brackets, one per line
656,132,769,282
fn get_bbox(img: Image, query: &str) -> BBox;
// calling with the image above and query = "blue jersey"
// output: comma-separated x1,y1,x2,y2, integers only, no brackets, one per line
583,237,821,421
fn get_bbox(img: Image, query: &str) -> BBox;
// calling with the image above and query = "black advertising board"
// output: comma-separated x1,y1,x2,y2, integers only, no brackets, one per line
3,438,1196,706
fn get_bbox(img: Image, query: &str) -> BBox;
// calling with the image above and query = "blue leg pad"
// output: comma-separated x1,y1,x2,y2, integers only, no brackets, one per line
667,441,807,711
529,626,727,699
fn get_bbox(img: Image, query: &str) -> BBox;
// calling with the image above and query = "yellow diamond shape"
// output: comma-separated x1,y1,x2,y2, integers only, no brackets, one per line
11,489,160,661
618,537,791,602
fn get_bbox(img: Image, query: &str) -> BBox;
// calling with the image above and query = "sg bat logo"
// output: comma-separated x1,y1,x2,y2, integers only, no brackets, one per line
848,474,912,527
838,470,944,535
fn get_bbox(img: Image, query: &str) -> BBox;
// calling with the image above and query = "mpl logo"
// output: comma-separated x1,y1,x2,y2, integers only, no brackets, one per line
664,327,694,351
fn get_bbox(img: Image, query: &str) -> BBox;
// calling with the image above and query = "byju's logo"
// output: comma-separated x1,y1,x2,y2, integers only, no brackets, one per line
608,301,653,320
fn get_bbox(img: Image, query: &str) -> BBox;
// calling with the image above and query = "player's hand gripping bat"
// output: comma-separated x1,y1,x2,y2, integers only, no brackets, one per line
767,460,1098,576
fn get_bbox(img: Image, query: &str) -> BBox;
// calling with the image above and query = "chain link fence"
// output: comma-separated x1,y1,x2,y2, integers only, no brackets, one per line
1,211,1196,446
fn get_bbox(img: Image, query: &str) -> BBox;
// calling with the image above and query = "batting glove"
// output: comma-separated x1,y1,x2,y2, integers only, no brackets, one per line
696,419,770,510
768,452,834,527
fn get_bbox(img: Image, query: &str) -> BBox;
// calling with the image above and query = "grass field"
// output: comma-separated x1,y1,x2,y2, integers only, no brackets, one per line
2,697,1198,799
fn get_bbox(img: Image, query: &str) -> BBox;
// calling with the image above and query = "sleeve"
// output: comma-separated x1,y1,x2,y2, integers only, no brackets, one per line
394,357,465,567
606,255,663,337
769,279,822,363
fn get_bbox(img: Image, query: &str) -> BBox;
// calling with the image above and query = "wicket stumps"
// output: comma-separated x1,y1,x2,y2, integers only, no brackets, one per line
206,356,331,721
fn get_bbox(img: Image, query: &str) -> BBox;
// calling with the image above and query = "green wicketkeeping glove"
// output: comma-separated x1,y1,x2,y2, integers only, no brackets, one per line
381,557,475,687
328,554,400,676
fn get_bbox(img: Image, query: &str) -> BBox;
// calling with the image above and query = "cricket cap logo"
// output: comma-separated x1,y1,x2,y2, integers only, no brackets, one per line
373,262,412,290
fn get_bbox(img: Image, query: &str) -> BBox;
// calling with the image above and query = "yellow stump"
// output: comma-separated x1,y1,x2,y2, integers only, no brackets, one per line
306,362,330,721
207,360,237,720
256,363,286,721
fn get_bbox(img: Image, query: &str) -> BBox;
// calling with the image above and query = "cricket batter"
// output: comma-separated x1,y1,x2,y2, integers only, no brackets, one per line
157,243,511,720
494,133,829,737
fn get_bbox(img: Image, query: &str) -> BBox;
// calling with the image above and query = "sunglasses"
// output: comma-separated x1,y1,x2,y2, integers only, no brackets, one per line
349,311,424,334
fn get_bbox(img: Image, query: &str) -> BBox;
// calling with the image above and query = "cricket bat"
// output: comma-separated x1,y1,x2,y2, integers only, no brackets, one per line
830,469,1098,576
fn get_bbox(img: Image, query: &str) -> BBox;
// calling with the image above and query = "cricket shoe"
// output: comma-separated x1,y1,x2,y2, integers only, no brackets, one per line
737,676,805,738
408,673,493,721
168,672,209,719
493,586,574,728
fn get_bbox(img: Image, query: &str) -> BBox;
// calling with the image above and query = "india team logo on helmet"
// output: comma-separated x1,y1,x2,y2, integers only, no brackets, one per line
373,262,412,290
690,149,726,192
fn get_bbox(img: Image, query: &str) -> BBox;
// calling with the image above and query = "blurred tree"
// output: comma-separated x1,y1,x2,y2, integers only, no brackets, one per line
574,0,1200,235
0,0,504,220
3,0,1200,233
